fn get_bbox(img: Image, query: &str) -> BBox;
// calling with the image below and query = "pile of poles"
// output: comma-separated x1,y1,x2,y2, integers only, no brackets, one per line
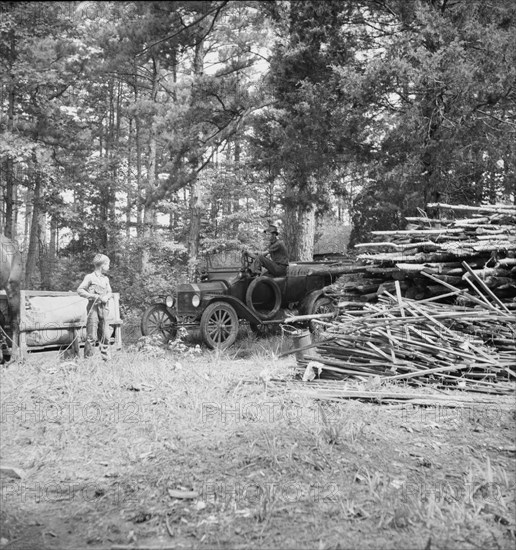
304,283,514,394
295,203,516,394
326,203,516,307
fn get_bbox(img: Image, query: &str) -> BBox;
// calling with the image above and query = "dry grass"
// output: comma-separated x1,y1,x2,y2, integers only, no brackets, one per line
0,335,515,550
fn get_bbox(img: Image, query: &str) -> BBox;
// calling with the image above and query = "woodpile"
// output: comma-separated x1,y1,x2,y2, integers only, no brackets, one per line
325,203,516,307
292,203,516,394
302,286,515,394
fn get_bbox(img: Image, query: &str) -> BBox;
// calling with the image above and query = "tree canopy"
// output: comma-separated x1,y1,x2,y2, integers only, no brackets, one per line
1,0,514,306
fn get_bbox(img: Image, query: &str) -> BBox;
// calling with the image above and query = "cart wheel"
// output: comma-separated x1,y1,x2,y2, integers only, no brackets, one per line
308,296,337,340
200,302,239,350
141,304,177,342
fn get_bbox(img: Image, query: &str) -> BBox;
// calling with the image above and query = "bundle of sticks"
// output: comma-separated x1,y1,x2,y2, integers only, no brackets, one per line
326,203,516,307
302,282,515,394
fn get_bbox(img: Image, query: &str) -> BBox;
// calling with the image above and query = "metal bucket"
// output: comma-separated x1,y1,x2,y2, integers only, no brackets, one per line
290,328,312,368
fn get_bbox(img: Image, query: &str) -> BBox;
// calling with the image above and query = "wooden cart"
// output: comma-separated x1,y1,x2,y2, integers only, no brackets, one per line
1,290,122,359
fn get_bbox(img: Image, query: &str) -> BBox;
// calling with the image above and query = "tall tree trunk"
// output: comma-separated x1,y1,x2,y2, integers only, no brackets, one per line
4,159,16,240
188,179,203,278
283,205,298,262
25,170,41,288
167,48,179,238
23,187,33,251
133,64,144,239
4,27,17,239
187,35,205,279
45,216,58,289
231,139,241,233
126,117,133,237
297,204,315,261
143,123,157,232
97,110,108,250
107,80,120,249
136,111,143,237
97,78,116,251
141,137,157,272
141,56,160,272
296,176,317,260
283,175,317,261
37,209,48,289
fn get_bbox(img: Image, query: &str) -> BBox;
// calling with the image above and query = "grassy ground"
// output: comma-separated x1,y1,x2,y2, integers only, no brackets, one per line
0,332,515,550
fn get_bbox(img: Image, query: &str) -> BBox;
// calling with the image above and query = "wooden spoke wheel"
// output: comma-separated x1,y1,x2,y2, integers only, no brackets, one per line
200,302,239,350
141,304,177,342
308,296,337,340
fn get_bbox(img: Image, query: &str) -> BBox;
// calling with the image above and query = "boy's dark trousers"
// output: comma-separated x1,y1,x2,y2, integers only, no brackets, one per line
84,301,110,361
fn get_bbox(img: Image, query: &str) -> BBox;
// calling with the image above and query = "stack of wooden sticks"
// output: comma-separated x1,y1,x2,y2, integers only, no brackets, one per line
303,285,515,394
325,203,516,307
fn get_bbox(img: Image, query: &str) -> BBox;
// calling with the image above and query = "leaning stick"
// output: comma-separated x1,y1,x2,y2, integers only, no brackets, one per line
462,277,499,312
282,312,338,323
394,282,410,340
385,363,473,381
366,341,395,363
415,291,462,303
420,271,498,311
461,261,512,315
401,302,496,364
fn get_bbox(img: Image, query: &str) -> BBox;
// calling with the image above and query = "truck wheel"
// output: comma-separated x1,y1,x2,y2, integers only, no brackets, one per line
141,304,177,342
200,302,239,350
245,277,282,320
308,296,337,340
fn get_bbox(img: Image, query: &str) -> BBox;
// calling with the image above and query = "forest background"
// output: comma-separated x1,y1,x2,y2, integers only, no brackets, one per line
1,0,515,312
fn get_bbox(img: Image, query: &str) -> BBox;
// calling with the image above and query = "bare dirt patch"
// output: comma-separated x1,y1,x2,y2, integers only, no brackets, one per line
1,340,515,550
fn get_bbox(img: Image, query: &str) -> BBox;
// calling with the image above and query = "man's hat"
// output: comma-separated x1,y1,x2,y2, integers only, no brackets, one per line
264,225,278,235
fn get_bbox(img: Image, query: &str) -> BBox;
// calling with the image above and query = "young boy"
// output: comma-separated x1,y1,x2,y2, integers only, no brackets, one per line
77,254,113,361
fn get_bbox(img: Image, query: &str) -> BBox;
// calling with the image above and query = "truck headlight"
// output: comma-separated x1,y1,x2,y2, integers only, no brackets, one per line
165,295,175,308
192,294,201,307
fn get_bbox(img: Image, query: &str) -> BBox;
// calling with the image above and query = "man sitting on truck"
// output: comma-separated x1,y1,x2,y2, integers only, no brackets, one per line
245,225,289,277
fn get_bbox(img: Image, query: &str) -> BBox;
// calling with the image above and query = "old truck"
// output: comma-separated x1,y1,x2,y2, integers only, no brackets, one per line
141,252,351,349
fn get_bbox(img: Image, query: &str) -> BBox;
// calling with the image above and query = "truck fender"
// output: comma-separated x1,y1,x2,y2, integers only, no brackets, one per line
299,290,325,315
205,295,263,325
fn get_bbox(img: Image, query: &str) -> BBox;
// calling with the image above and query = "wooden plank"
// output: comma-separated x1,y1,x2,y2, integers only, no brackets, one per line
18,330,27,359
370,228,465,236
113,294,123,349
427,202,516,214
355,241,437,250
71,327,80,357
21,290,79,297
0,465,24,479
19,320,122,332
